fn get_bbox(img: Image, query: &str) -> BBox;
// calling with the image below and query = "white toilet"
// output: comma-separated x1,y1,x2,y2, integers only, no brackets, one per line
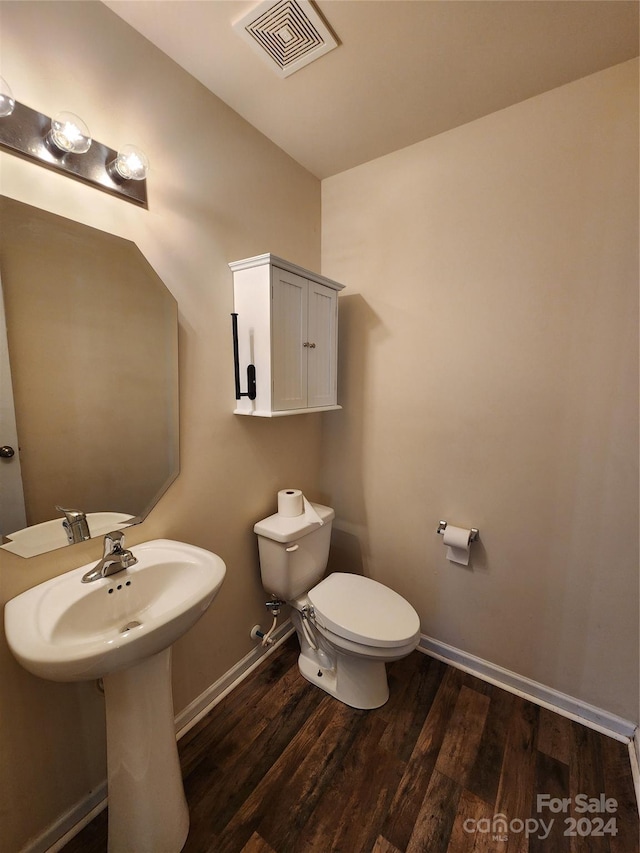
254,502,420,709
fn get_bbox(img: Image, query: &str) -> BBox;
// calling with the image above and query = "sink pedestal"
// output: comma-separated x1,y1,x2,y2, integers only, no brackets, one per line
103,648,189,853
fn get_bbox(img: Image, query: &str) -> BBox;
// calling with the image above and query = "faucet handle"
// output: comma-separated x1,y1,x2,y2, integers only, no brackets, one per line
104,530,126,555
56,505,91,545
56,505,86,522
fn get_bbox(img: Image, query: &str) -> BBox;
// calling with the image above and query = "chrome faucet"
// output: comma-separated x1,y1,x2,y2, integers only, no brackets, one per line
56,505,90,545
82,531,138,583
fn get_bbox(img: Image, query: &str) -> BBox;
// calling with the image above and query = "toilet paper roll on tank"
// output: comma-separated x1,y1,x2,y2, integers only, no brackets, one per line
277,489,324,525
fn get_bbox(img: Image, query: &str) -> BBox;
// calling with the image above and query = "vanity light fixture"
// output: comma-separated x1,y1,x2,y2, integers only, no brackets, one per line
0,81,148,207
47,111,92,154
0,77,15,117
108,144,150,182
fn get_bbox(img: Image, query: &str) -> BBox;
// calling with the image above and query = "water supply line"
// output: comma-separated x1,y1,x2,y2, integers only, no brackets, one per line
257,598,284,647
260,615,278,646
300,606,318,650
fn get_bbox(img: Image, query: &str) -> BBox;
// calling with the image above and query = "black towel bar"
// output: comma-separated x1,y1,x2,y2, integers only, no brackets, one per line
231,313,257,401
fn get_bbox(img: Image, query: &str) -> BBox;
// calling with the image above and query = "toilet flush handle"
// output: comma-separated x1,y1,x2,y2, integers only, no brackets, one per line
285,544,299,552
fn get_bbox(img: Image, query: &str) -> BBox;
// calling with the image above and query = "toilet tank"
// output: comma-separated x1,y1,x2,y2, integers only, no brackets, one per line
254,503,334,600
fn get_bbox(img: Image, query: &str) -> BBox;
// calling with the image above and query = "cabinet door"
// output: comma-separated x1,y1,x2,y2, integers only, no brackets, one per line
271,268,308,411
307,281,338,408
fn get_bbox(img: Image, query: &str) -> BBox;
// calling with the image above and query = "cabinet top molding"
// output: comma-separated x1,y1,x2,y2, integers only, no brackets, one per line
229,254,345,292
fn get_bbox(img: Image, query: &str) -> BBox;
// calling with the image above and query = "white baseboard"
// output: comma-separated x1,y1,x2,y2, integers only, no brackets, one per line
175,621,295,739
31,622,295,853
31,786,107,853
418,634,636,742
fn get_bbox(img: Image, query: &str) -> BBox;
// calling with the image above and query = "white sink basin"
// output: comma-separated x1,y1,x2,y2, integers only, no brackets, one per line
4,538,226,681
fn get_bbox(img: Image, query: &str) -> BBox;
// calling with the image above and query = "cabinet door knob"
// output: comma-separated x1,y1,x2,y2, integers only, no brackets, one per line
0,445,15,458
309,343,316,348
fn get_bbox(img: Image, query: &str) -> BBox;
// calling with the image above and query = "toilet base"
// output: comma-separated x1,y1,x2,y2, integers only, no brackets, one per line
297,649,389,710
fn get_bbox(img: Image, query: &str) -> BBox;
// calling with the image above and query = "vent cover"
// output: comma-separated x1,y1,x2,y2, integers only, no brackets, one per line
233,0,338,78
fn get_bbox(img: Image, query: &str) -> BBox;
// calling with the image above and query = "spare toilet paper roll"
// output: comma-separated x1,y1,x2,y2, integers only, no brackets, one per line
443,525,472,566
277,489,304,517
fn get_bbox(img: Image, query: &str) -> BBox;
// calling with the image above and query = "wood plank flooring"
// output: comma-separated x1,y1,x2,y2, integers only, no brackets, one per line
62,638,639,853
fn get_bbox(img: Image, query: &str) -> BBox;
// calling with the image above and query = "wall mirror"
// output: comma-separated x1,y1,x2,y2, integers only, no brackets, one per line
0,196,179,557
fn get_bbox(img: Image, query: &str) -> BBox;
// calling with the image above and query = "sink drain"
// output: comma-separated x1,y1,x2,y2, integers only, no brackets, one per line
120,620,142,633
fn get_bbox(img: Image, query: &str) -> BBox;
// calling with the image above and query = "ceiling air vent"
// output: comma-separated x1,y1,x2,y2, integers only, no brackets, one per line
233,0,338,79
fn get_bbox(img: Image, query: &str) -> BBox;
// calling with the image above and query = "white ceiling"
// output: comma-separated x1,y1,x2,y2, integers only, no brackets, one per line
104,0,639,179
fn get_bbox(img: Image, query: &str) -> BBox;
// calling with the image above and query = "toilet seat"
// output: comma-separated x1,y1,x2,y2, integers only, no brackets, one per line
308,573,420,649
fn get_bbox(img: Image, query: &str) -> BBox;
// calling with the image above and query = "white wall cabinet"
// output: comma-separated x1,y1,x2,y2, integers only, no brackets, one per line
230,254,344,416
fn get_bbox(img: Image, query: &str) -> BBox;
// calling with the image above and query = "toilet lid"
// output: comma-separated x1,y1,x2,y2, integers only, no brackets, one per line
308,573,420,648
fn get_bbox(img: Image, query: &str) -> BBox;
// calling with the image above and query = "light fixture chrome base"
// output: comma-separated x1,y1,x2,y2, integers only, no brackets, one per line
0,101,147,208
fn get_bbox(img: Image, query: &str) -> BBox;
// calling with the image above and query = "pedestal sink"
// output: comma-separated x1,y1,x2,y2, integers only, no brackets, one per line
4,538,226,853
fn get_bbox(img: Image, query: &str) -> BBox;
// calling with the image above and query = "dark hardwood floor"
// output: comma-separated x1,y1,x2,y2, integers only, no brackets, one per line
62,637,639,853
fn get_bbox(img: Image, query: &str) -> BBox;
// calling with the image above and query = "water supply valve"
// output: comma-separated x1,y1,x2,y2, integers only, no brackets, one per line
265,598,284,616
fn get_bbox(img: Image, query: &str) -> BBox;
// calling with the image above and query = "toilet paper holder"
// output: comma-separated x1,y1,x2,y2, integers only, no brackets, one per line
437,520,479,542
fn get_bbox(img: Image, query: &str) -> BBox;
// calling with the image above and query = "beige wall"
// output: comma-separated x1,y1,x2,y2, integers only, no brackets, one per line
0,3,321,851
321,59,639,721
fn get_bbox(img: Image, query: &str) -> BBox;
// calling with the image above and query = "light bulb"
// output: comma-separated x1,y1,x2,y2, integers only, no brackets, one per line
48,111,92,154
111,144,149,181
0,77,15,118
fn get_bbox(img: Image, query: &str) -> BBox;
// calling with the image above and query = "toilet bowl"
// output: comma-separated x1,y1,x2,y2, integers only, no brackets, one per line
254,502,420,709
